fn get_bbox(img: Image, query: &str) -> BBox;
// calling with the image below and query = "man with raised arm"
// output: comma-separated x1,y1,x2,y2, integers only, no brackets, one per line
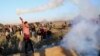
20,17,34,55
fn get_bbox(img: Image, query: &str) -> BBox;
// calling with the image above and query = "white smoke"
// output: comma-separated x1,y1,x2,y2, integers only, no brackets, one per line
61,17,100,56
70,0,100,19
16,0,64,15
60,0,100,56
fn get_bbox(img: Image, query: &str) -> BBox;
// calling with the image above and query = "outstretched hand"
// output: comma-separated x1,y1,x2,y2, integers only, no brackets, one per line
20,17,23,21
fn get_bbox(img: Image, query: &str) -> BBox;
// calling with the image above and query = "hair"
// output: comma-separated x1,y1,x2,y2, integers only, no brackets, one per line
24,21,28,24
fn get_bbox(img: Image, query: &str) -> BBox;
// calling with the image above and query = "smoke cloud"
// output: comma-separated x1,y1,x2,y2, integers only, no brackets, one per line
61,18,100,56
71,0,100,19
61,0,100,56
16,0,64,15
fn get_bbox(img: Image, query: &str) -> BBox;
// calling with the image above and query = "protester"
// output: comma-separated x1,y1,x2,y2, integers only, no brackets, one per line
5,27,11,41
20,17,34,55
40,26,47,40
46,29,52,40
31,24,36,37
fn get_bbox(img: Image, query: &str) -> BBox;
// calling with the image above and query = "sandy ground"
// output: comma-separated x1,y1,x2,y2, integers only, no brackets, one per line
7,46,77,56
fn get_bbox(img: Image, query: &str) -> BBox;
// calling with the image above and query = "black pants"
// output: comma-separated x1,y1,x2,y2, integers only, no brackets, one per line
24,38,34,54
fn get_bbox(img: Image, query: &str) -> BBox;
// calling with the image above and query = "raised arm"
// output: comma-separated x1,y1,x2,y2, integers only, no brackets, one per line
20,17,24,23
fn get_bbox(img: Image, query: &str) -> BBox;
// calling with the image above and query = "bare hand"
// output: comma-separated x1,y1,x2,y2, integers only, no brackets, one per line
20,17,23,21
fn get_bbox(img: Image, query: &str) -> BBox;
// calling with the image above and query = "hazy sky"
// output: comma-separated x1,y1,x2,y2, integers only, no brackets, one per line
0,0,100,24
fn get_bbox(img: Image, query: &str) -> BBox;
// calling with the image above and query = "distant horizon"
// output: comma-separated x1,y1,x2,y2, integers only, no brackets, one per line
0,17,68,25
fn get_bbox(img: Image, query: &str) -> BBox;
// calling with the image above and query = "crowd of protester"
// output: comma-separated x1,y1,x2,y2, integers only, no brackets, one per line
0,20,67,55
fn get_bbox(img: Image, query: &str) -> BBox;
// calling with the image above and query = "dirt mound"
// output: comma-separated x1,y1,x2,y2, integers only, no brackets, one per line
45,46,75,56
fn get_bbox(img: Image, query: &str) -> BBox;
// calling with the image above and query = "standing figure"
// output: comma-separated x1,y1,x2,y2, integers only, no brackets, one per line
20,17,34,55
